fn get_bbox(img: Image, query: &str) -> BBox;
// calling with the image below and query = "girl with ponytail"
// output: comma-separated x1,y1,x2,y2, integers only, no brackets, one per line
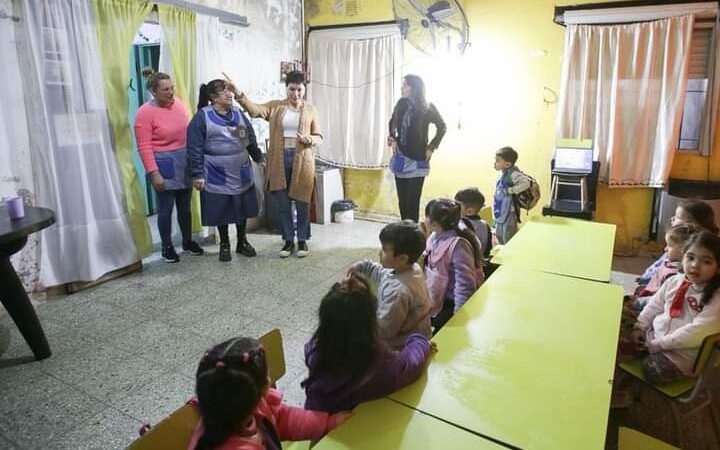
423,198,485,332
189,337,350,450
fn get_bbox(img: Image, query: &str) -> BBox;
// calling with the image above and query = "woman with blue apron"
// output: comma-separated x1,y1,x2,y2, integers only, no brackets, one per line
187,79,264,262
133,69,204,263
388,74,447,222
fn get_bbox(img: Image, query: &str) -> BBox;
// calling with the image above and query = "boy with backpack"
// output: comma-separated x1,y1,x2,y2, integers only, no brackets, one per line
454,187,492,260
493,146,537,244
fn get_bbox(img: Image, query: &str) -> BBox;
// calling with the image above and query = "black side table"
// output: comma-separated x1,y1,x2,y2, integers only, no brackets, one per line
0,206,56,360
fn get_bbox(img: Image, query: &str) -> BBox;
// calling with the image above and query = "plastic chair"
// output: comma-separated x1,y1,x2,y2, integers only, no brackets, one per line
619,333,720,447
260,328,286,384
128,329,288,450
126,403,199,450
619,333,720,400
618,427,679,450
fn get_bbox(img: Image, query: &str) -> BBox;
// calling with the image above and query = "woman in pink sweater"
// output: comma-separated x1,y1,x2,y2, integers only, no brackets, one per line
134,69,203,262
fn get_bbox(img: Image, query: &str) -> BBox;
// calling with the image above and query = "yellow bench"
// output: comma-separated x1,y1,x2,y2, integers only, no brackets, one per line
618,427,679,450
478,205,494,227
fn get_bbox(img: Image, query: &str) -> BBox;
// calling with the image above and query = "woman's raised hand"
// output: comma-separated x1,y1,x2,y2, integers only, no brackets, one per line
222,72,241,97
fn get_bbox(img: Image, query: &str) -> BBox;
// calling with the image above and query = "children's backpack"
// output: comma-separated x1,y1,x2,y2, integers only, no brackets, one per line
513,173,541,211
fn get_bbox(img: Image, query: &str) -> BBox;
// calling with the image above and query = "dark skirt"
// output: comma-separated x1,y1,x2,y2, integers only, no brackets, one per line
200,188,259,226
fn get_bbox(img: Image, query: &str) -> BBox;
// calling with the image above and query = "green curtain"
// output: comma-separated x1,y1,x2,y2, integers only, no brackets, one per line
158,4,202,232
92,0,153,256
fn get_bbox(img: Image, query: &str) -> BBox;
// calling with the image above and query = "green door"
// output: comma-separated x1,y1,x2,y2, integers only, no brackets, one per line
128,43,160,215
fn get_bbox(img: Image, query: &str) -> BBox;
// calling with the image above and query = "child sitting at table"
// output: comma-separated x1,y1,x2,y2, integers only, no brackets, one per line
303,274,434,413
627,231,720,384
454,187,492,260
348,221,432,348
624,224,697,315
636,199,719,291
188,336,351,450
424,199,485,332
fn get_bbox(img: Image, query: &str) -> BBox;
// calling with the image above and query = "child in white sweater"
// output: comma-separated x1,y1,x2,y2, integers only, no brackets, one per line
631,231,720,383
349,221,432,348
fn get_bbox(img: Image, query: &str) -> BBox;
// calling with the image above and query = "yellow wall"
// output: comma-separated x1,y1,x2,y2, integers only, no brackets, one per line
306,0,717,252
671,150,720,181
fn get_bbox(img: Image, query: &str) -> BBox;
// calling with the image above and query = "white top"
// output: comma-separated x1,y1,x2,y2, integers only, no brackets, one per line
282,109,300,137
637,273,720,375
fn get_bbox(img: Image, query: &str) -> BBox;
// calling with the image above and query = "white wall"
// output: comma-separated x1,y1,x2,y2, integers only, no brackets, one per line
192,0,304,145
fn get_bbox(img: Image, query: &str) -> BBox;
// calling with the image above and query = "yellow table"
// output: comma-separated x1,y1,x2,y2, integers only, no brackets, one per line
492,215,616,282
313,398,505,450
389,265,623,450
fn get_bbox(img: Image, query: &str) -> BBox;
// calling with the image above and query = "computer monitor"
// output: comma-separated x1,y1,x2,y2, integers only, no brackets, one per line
553,147,594,174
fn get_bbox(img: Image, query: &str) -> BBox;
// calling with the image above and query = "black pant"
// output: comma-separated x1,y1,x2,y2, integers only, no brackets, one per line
431,298,455,335
395,176,425,222
155,188,192,248
217,221,247,245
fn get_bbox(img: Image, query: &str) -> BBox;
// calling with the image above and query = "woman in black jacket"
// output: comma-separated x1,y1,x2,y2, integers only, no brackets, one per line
388,74,446,222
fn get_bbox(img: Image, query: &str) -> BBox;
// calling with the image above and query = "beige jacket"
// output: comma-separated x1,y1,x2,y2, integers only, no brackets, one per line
237,94,323,203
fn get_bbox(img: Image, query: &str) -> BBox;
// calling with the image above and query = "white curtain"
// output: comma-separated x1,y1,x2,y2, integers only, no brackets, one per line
195,14,221,89
308,25,402,168
0,0,38,290
20,0,138,287
556,15,694,187
158,35,172,76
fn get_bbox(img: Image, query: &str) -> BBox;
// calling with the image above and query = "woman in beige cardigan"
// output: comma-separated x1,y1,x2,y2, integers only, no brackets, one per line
230,71,323,258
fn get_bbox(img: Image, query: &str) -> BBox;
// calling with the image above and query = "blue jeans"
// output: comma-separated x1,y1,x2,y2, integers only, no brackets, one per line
155,188,192,247
495,211,518,245
272,148,310,242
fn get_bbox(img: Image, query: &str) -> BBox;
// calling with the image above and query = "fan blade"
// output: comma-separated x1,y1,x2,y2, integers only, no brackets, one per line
407,0,431,18
427,1,455,21
435,21,468,52
425,20,438,51
435,20,463,36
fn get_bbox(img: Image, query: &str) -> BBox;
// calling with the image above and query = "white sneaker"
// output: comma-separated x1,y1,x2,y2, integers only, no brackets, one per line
279,241,294,258
297,241,309,258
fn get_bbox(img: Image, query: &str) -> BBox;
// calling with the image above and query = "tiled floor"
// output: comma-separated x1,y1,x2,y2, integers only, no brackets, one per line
0,218,659,450
0,220,384,449
611,252,658,294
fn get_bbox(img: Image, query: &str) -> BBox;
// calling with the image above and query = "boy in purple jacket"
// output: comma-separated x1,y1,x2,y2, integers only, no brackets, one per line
302,274,434,413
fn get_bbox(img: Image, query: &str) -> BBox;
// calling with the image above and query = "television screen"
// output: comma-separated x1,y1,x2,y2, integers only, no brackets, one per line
554,147,593,174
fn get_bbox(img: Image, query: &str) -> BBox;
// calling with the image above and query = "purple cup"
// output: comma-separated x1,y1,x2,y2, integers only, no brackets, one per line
6,197,25,219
